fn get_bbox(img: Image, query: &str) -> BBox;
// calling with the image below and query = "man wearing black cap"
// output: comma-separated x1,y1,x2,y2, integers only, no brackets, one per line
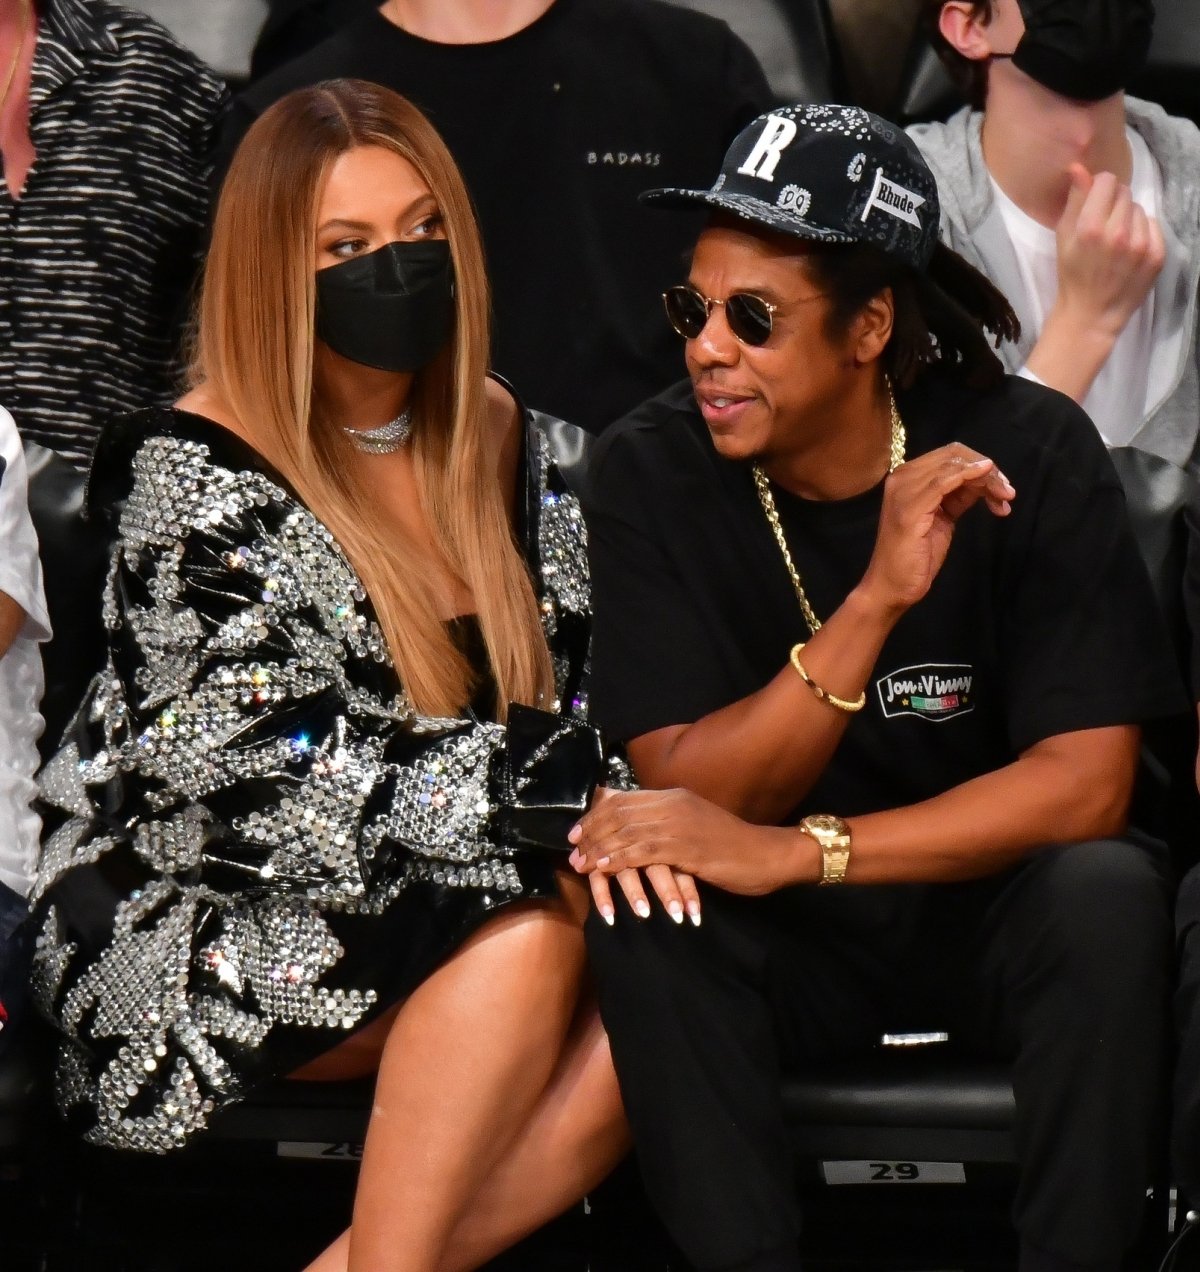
569,105,1183,1272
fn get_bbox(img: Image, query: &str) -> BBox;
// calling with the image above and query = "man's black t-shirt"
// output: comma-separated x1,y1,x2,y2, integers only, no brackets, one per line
222,0,771,433
584,374,1186,823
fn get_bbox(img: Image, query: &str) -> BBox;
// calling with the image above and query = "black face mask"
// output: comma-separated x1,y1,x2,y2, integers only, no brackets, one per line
315,239,455,373
993,0,1155,102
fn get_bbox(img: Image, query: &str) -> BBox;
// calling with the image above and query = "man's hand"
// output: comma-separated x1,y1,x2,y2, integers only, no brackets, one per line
1055,164,1165,342
569,788,812,897
1027,164,1165,401
855,443,1014,617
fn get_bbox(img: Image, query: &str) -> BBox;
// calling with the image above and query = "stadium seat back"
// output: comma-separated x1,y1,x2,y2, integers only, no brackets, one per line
666,0,845,103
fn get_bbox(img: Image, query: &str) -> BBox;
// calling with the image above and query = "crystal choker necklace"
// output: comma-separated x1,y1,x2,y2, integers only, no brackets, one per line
343,408,412,455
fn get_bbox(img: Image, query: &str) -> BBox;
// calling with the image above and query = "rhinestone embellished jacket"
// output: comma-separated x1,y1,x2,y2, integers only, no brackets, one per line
30,403,607,1152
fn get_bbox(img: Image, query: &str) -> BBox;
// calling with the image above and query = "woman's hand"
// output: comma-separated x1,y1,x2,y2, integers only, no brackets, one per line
856,443,1015,616
585,862,703,927
569,788,811,898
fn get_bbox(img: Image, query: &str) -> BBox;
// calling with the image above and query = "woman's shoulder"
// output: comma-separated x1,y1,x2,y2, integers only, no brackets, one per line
485,375,524,502
491,384,592,506
483,374,594,480
514,407,594,620
87,403,297,526
484,374,519,430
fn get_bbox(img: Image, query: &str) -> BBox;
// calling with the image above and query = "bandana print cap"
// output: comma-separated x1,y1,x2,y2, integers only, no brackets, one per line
643,104,940,272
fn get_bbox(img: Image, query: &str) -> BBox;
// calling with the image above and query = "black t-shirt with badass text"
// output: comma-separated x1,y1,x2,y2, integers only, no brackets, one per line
584,374,1186,824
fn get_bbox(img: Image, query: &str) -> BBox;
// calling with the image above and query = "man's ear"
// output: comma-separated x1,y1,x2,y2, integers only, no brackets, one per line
939,1,995,62
852,290,894,368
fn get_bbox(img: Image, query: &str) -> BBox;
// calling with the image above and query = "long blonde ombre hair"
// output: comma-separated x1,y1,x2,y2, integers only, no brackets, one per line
192,79,554,720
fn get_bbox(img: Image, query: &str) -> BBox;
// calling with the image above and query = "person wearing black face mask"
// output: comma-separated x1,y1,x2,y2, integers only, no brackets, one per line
910,2,1200,1251
217,0,772,437
29,79,693,1272
989,0,1153,103
315,237,456,374
910,0,1200,474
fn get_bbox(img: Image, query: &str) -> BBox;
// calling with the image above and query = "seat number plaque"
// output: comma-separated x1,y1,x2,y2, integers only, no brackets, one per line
820,1159,966,1185
277,1140,364,1161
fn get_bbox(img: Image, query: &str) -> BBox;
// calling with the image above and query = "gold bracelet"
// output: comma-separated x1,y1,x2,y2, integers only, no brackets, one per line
789,643,866,713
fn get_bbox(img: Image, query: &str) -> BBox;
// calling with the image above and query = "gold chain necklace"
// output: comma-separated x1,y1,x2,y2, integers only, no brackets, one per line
752,389,906,638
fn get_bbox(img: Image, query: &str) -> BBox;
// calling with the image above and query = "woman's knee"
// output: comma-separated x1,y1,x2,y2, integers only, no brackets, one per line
415,903,590,1036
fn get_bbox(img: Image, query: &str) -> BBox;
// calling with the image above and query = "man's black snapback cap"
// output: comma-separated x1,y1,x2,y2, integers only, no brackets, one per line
643,104,940,272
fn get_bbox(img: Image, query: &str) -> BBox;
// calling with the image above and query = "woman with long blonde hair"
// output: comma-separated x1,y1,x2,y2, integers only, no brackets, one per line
30,79,687,1270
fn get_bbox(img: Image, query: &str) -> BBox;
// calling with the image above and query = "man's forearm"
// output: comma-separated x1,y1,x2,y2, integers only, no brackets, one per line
1023,308,1118,405
631,586,900,823
788,726,1138,886
570,731,1140,899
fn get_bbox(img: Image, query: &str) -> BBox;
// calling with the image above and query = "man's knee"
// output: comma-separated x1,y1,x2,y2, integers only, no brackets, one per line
1031,837,1167,922
587,897,691,996
586,885,767,1006
1173,865,1200,1201
1010,837,1171,990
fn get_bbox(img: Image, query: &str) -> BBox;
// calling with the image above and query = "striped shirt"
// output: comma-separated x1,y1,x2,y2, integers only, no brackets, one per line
3,0,227,466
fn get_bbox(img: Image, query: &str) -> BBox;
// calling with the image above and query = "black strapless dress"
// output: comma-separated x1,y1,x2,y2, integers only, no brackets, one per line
448,613,500,724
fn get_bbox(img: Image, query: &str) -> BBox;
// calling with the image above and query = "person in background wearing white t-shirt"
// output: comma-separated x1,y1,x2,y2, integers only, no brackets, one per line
908,0,1200,470
0,408,49,1057
908,0,1200,1215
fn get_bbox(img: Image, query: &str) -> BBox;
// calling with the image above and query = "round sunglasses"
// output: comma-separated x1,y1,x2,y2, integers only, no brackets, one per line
662,283,777,347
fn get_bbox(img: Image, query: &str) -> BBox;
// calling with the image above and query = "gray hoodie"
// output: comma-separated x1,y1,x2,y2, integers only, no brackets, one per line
908,98,1200,470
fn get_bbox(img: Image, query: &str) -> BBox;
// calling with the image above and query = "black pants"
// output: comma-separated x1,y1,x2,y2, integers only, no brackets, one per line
587,838,1172,1272
1171,865,1200,1205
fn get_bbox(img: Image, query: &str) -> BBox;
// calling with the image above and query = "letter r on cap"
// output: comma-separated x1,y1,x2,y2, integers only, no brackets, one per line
736,115,798,182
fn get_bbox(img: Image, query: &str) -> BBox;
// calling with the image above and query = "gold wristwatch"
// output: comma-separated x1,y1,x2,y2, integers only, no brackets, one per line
800,814,851,885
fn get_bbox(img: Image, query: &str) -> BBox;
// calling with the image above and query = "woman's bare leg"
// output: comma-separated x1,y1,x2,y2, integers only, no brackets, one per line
299,898,586,1272
438,1003,628,1271
305,1004,628,1272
